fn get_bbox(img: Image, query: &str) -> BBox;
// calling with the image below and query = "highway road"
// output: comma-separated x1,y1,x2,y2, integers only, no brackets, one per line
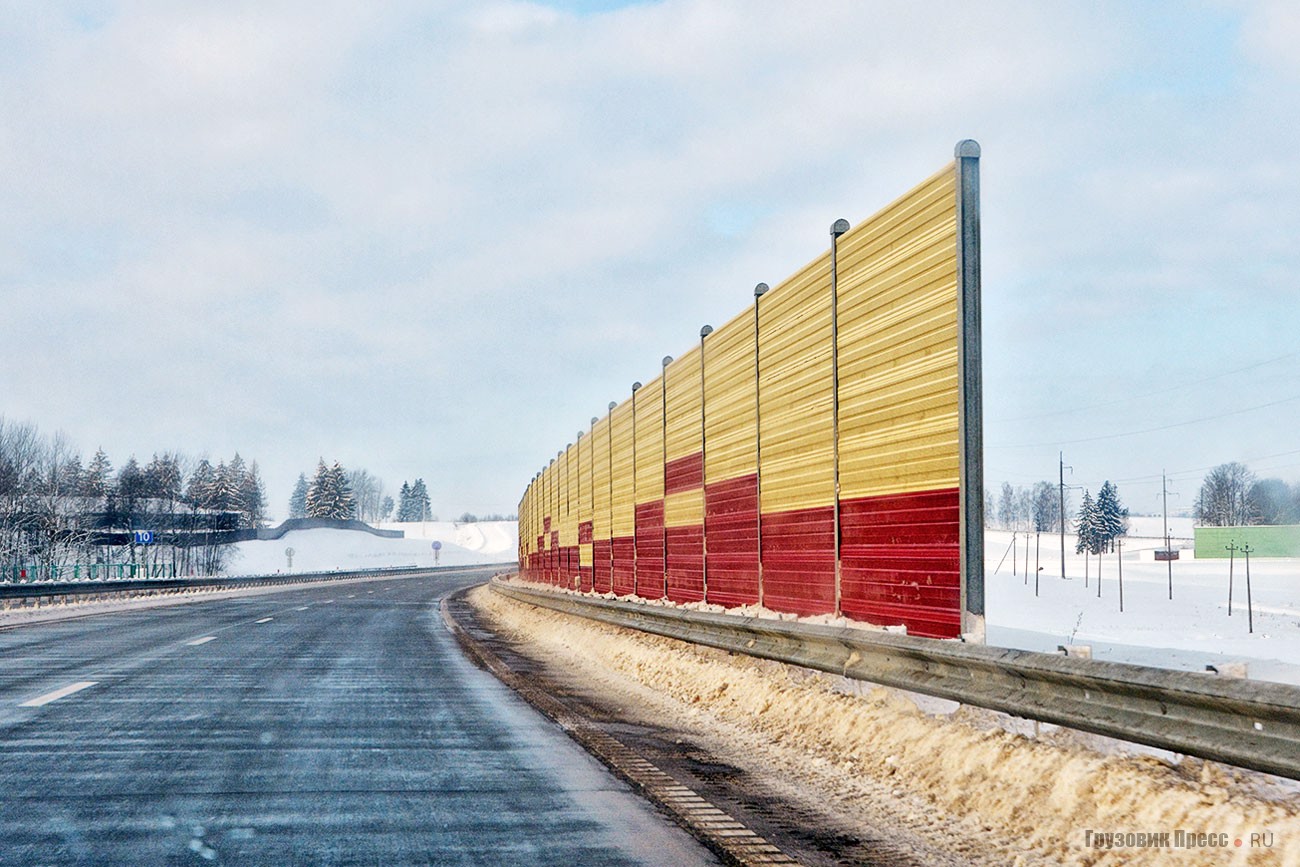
0,567,718,865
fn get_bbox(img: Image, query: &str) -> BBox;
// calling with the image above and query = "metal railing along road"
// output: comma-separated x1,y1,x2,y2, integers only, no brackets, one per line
0,565,509,603
492,579,1300,781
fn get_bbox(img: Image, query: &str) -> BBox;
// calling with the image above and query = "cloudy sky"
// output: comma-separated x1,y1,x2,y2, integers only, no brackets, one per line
2,0,1297,520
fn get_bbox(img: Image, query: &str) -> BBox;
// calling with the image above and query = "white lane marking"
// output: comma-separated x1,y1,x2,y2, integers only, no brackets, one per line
295,606,309,611
322,599,335,604
186,636,217,646
254,617,274,624
347,594,356,598
20,681,99,707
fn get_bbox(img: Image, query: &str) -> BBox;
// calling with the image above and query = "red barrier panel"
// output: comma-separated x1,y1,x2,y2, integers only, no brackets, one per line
665,525,704,602
611,536,636,595
634,502,665,598
840,488,960,638
760,507,835,614
704,475,759,607
592,539,613,593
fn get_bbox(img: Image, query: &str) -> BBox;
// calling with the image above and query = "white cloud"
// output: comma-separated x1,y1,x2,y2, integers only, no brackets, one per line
2,1,1297,518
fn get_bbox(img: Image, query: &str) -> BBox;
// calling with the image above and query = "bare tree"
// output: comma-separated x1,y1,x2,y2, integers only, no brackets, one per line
1195,462,1258,527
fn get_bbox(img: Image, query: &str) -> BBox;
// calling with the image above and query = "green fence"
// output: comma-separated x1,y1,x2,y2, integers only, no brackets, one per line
1194,525,1300,558
6,563,180,582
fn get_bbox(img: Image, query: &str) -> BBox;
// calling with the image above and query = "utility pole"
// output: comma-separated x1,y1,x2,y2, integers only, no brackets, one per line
1163,470,1172,600
1059,452,1072,578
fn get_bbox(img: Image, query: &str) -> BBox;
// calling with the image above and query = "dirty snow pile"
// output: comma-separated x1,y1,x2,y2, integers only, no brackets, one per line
227,521,517,575
472,585,1300,867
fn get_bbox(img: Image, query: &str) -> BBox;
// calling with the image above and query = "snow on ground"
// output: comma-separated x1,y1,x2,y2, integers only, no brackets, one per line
472,585,1300,867
226,521,516,575
986,528,1300,685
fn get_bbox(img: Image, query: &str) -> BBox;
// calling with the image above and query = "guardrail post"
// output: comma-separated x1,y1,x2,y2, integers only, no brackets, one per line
955,139,985,641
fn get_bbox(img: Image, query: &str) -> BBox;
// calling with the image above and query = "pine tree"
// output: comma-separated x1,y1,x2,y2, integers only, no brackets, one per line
186,459,217,510
1075,489,1102,555
410,478,431,521
211,458,242,512
305,460,330,518
306,460,354,520
1094,480,1127,552
288,473,309,519
144,453,183,502
397,481,412,521
84,448,113,500
239,460,267,528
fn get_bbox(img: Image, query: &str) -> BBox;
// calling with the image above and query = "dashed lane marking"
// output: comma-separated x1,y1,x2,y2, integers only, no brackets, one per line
20,681,99,707
254,617,274,624
186,636,217,646
295,606,310,611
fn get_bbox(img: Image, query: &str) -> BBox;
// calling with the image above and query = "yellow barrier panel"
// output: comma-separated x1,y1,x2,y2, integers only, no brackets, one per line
838,165,959,499
757,254,834,514
610,401,635,537
703,308,757,484
634,377,665,503
591,415,611,541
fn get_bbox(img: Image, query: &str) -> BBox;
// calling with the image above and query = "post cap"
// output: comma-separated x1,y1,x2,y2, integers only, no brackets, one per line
830,218,850,237
955,139,981,158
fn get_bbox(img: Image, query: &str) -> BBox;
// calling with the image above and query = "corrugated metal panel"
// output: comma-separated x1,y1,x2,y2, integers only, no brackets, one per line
610,401,635,537
635,377,664,504
591,414,611,553
665,453,702,495
838,165,960,499
761,506,835,614
758,252,834,514
663,489,704,527
635,501,665,598
665,525,704,602
664,346,702,463
840,489,960,638
612,536,636,596
704,474,759,607
557,446,573,558
704,308,757,484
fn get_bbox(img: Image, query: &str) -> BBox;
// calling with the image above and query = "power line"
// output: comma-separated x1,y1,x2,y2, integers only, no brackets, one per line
990,392,1300,450
994,351,1299,424
1110,448,1300,485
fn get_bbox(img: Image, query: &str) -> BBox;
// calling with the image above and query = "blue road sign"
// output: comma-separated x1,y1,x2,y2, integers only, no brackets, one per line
133,530,154,545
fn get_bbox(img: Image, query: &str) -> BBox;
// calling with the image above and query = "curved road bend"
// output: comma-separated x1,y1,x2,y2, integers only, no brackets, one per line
0,567,717,865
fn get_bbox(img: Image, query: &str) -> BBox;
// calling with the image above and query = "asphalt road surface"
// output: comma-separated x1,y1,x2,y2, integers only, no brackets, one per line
0,568,718,865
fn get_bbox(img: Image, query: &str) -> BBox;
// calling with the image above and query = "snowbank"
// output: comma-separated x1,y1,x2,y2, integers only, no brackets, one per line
473,585,1300,867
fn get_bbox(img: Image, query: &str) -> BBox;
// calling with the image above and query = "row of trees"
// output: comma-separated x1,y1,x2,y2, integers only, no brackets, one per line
396,480,433,522
1196,462,1300,526
989,482,1063,532
987,478,1128,553
1,416,264,575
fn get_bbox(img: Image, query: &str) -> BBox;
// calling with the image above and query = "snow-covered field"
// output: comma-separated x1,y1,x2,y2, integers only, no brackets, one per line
986,521,1300,685
225,521,517,575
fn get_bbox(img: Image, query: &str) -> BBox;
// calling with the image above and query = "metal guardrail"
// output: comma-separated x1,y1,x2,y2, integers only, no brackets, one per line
492,580,1300,781
0,565,492,602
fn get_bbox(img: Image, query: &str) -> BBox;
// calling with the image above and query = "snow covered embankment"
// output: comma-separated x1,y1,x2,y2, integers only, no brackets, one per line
471,585,1300,867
